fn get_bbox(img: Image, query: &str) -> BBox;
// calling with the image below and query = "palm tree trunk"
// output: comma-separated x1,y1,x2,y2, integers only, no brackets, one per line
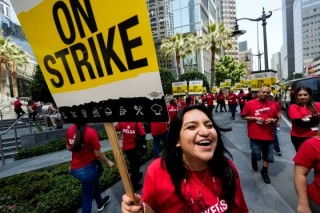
211,44,216,87
176,53,181,77
10,61,18,97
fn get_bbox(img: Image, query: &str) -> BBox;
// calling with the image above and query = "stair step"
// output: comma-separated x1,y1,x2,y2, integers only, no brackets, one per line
0,150,18,159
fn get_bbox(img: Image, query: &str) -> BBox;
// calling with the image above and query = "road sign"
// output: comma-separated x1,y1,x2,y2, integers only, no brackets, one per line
11,0,168,123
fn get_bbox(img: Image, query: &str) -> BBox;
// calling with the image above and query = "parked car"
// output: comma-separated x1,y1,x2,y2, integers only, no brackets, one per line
281,76,320,110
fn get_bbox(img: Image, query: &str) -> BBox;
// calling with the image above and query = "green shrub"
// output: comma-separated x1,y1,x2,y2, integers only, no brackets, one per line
1,141,154,212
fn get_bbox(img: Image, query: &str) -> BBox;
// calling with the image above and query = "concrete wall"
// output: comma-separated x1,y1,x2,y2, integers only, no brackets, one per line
20,123,106,148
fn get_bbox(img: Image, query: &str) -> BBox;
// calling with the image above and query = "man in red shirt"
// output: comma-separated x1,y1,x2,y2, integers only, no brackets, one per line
241,87,279,184
227,90,238,120
205,92,215,116
167,98,178,126
13,97,25,119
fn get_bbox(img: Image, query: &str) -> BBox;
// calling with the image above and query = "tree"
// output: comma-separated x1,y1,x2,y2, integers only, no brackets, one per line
160,33,193,77
215,56,247,86
0,36,31,97
203,22,233,87
159,68,175,95
28,65,55,104
178,71,210,92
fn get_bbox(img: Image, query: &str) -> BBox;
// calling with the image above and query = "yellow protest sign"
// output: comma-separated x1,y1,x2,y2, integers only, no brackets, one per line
234,83,243,89
219,82,225,89
188,80,203,95
211,86,218,93
250,72,277,91
11,0,168,123
224,79,231,88
172,81,187,96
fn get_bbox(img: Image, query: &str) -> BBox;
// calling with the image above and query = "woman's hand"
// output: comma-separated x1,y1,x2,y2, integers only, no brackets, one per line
121,194,143,213
297,204,312,213
107,160,114,168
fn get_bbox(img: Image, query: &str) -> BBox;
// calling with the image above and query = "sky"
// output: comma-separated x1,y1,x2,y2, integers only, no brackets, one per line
236,0,283,70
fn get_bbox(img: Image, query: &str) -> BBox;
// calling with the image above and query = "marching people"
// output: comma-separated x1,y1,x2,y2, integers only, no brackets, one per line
227,90,238,120
66,122,114,213
121,105,248,213
150,122,168,158
115,122,146,192
167,98,178,126
269,93,282,156
177,97,186,111
293,123,320,213
241,87,279,184
288,86,320,151
26,100,37,122
238,90,246,113
205,91,215,116
13,97,25,119
215,90,227,112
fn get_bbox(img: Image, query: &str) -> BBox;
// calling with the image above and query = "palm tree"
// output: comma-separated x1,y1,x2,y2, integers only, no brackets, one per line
160,33,193,77
204,22,233,86
0,36,31,97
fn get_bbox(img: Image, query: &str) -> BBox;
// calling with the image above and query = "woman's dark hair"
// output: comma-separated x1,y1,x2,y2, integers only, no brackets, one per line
186,96,192,105
70,122,86,151
295,86,318,116
161,105,236,209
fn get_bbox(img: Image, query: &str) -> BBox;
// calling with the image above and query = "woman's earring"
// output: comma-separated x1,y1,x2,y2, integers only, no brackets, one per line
176,143,181,147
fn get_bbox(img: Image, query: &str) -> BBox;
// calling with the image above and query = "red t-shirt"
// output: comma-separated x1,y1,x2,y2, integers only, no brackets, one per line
14,100,22,110
206,93,215,106
177,100,186,110
115,122,146,151
216,93,225,102
32,103,37,111
150,122,167,136
167,104,178,123
238,94,246,105
228,93,238,105
288,103,320,137
66,124,101,169
142,158,248,213
241,99,278,141
293,137,320,205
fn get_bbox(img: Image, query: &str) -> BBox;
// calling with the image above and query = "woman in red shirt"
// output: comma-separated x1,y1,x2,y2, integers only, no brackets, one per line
66,123,114,212
288,87,320,151
121,105,248,212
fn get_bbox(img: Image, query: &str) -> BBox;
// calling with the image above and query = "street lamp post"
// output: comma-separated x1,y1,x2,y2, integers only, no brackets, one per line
232,7,272,71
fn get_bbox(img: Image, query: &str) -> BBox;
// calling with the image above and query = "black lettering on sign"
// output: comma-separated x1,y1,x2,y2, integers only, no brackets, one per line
70,42,96,82
97,30,127,75
53,0,97,44
55,48,75,85
53,2,75,45
43,55,64,88
118,15,148,70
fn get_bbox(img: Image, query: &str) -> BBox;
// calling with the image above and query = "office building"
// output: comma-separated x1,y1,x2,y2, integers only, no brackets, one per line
238,41,248,52
271,52,282,79
282,0,295,78
238,48,253,77
220,0,238,58
0,0,36,98
294,0,320,74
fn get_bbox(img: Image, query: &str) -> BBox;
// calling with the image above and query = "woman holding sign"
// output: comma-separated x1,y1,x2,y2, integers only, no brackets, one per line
121,105,248,213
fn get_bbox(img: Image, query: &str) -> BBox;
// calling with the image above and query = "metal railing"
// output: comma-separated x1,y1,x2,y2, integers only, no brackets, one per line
0,104,12,130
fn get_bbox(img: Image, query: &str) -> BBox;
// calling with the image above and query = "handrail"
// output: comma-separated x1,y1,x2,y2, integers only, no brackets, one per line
0,104,12,133
0,113,28,165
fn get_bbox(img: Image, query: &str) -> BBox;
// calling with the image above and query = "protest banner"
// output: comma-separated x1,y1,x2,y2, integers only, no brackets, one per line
224,79,231,88
219,82,225,89
250,71,277,91
188,80,203,95
11,0,168,203
172,81,188,96
211,86,218,93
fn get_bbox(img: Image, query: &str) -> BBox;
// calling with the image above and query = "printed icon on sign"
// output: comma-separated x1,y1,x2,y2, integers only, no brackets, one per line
120,106,127,116
71,111,77,118
105,108,112,116
93,108,100,117
81,110,87,118
151,104,162,115
134,105,143,115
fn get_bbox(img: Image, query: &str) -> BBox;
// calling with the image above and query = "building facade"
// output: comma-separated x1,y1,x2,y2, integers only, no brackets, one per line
0,0,36,98
238,48,253,77
271,52,282,79
294,0,320,74
148,0,220,82
282,0,295,78
220,0,238,58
